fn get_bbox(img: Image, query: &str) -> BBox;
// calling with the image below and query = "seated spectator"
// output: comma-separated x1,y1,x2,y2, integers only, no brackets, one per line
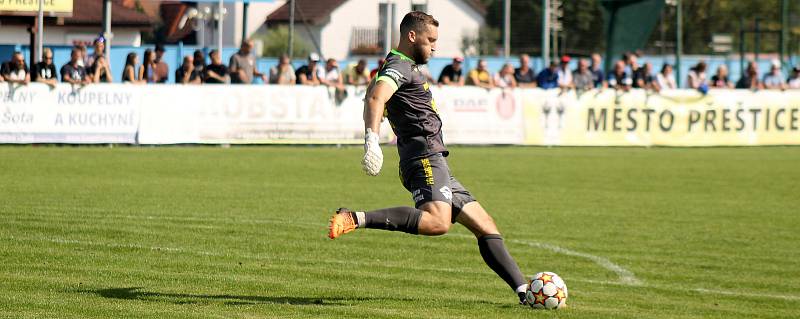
763,60,786,90
270,54,296,85
590,53,606,88
607,60,632,91
536,61,559,89
76,44,88,68
320,58,344,88
494,63,517,88
557,55,573,89
229,39,266,84
656,63,677,90
122,52,144,84
86,37,113,83
639,62,658,91
466,59,494,89
514,54,536,88
438,57,464,86
710,65,733,88
687,61,707,89
60,48,90,85
204,50,229,84
296,53,321,85
193,50,207,81
788,67,800,89
572,58,594,91
345,59,370,86
736,61,762,89
138,49,159,83
369,58,385,80
175,55,202,84
1,51,30,85
153,44,169,83
31,47,58,87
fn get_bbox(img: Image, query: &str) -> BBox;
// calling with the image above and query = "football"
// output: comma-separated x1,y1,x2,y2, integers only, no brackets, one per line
526,272,568,309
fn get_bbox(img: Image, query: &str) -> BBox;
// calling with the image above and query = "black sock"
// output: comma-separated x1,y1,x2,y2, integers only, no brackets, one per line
363,206,423,234
478,234,527,292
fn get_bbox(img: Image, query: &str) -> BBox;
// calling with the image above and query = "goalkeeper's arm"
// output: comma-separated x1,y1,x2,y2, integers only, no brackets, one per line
361,81,395,176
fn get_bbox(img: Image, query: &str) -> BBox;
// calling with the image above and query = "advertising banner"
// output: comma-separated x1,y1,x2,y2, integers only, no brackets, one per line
433,86,525,144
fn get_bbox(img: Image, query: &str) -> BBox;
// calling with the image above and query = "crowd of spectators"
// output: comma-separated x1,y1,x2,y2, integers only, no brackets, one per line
4,38,800,92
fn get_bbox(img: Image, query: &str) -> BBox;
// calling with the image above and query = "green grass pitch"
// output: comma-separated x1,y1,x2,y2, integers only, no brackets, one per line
1,146,798,318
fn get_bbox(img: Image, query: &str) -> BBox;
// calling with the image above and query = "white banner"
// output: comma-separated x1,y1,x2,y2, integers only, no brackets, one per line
0,84,139,143
432,86,525,144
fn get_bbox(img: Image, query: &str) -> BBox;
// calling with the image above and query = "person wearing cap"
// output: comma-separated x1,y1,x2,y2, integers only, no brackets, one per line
296,53,321,85
466,58,494,89
514,54,536,88
87,37,112,83
763,60,787,90
438,57,464,86
557,55,573,89
154,44,169,83
536,61,559,89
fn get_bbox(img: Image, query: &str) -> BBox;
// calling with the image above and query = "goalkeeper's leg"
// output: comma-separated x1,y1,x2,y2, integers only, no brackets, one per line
328,201,453,239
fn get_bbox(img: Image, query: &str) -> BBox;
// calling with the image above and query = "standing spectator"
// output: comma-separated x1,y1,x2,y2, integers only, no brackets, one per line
494,63,517,88
736,61,762,89
269,54,296,85
193,50,207,79
636,62,658,90
345,59,370,86
204,49,229,84
557,55,573,89
536,61,559,89
121,52,144,84
656,64,677,89
1,51,30,85
175,55,202,84
710,65,733,88
466,59,494,89
788,67,800,89
687,61,707,89
763,60,786,90
369,58,385,80
320,58,344,88
31,48,58,87
607,60,632,91
514,54,536,88
154,44,169,83
138,49,158,83
572,58,594,91
229,39,266,84
60,48,90,85
296,53,321,85
86,37,113,83
438,56,464,86
590,53,606,88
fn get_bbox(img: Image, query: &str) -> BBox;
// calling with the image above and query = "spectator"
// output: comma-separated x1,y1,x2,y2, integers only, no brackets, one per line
639,62,658,90
345,58,370,86
629,54,645,88
76,44,88,68
763,60,786,90
438,57,464,86
1,51,30,85
138,49,158,83
572,58,594,91
60,48,90,85
494,63,517,88
557,55,573,89
154,44,169,83
269,54,296,85
175,55,202,84
590,53,606,88
369,58,385,80
687,61,707,89
710,65,733,88
736,61,762,89
86,37,113,83
536,61,559,89
656,63,677,90
788,67,800,89
514,54,536,88
320,58,343,88
31,48,58,87
607,60,632,91
229,39,266,84
193,50,207,80
204,49,229,84
121,52,144,84
296,53,321,85
466,59,494,89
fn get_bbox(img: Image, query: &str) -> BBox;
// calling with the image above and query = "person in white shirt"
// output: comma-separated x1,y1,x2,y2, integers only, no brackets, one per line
557,55,573,89
656,63,677,89
493,63,517,88
687,61,707,89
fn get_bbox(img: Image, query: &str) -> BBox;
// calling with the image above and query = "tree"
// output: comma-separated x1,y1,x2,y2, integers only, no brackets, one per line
255,26,313,58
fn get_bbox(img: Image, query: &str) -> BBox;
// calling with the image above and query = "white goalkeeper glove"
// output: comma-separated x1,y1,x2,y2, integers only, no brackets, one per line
361,128,383,176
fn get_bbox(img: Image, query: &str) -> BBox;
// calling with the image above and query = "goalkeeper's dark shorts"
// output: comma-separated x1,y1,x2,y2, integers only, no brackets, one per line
399,153,476,223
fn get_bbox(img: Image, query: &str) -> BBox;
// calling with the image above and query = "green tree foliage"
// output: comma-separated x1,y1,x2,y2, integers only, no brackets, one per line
255,26,313,58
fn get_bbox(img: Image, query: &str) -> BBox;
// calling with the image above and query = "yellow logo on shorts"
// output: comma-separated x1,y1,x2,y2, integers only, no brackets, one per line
421,158,434,185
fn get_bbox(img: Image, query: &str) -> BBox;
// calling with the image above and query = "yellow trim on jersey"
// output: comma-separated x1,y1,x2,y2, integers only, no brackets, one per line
376,75,399,92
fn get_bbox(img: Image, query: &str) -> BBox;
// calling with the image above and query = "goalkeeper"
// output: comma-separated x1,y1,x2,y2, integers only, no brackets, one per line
328,11,529,304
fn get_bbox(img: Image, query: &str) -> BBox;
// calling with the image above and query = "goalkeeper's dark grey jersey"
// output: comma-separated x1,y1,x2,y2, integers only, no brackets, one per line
375,49,448,164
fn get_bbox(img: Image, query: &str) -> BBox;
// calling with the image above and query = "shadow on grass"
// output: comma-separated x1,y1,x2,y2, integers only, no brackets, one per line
83,287,415,306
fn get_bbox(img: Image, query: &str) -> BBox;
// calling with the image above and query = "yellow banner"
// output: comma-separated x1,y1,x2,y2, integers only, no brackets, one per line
0,0,73,14
523,89,800,146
